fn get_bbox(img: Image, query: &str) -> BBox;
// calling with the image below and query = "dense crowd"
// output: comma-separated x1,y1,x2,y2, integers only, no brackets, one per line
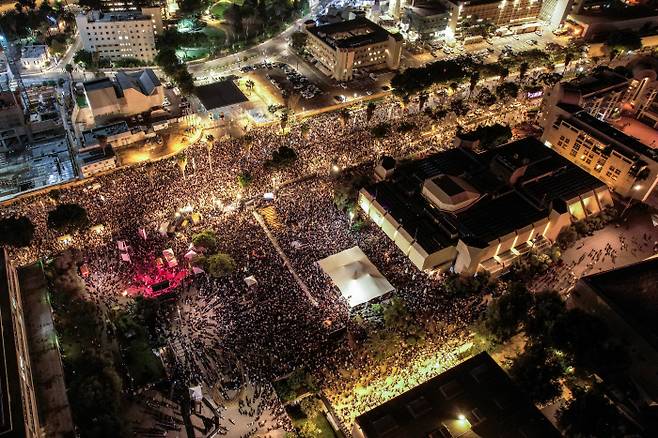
0,93,533,433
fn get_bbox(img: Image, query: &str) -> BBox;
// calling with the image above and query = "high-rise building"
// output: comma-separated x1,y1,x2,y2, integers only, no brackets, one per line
438,0,543,38
76,7,163,63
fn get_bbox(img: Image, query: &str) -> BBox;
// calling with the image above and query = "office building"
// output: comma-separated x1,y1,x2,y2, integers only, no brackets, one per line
404,2,450,39
0,248,41,437
438,0,543,38
304,17,403,81
541,103,658,202
359,137,612,275
77,68,164,125
76,7,163,63
352,352,561,438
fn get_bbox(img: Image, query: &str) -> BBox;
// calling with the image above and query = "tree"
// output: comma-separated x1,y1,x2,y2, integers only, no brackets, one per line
290,31,307,51
73,49,94,69
177,154,187,179
245,79,255,94
237,171,253,187
300,122,310,139
495,82,519,100
47,203,89,231
338,108,350,129
557,386,628,438
366,102,376,122
192,231,218,252
265,146,297,169
418,91,429,111
605,30,642,55
524,290,566,340
518,61,529,82
480,282,531,343
0,216,34,247
468,70,480,98
509,343,564,405
205,253,236,278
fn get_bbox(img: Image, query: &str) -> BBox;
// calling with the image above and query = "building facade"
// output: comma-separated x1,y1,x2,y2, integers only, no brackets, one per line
404,3,450,39
0,91,28,151
0,248,41,437
76,7,163,62
439,0,543,38
304,17,403,81
541,103,658,201
77,69,164,126
359,137,613,275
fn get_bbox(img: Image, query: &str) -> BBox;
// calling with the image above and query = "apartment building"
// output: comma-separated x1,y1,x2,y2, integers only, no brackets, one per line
0,91,28,151
359,137,612,275
0,248,41,437
541,103,658,202
20,45,50,72
76,7,163,62
438,0,543,37
404,2,451,39
304,17,403,81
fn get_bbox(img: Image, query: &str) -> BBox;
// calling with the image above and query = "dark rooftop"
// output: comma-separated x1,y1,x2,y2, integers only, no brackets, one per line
408,2,448,17
83,77,116,93
307,16,402,49
365,137,607,249
0,249,28,436
354,352,561,438
562,69,629,97
581,257,658,351
79,146,115,165
195,80,248,110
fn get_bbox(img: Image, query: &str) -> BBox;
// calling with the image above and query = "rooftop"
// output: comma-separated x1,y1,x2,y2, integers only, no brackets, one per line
365,137,606,250
195,80,248,110
78,146,116,165
354,352,561,438
562,69,629,97
407,2,448,17
581,256,658,351
84,9,151,23
307,16,402,50
82,121,130,146
21,44,48,59
557,103,658,161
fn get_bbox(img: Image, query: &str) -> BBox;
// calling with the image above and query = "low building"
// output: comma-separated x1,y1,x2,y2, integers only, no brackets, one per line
76,7,163,62
565,8,658,40
0,248,41,437
541,103,658,202
304,17,403,81
352,352,560,438
20,45,50,71
404,2,450,39
359,137,612,275
570,257,658,402
195,80,250,123
438,0,543,39
81,120,148,150
78,69,164,125
78,146,117,177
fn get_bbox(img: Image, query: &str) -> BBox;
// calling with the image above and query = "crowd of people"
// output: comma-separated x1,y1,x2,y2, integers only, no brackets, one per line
0,92,534,434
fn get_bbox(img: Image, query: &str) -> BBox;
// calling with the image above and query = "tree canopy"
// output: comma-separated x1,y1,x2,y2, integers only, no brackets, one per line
0,216,34,247
509,342,564,405
557,386,629,437
47,203,89,231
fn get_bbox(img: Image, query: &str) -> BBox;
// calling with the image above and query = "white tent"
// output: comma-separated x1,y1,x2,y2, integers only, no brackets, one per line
318,246,394,308
244,275,258,287
184,249,198,260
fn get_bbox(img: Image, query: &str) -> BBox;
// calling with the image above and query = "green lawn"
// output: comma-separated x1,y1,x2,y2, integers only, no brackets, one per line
177,47,210,61
210,0,244,19
291,414,336,438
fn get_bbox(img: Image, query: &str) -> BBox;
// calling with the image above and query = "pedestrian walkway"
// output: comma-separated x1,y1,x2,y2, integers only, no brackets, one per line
253,211,319,306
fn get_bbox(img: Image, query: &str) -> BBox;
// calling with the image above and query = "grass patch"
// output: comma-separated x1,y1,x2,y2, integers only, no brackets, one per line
210,0,245,18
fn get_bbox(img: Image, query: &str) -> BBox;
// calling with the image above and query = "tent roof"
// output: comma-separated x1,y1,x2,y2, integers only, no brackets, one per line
318,246,394,308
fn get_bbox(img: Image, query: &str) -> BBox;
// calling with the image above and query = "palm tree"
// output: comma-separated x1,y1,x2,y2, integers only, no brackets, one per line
300,122,310,139
177,154,188,179
469,70,480,98
279,111,289,133
338,108,350,130
205,134,214,172
564,52,573,73
366,102,376,122
418,91,429,111
519,62,529,83
245,79,255,95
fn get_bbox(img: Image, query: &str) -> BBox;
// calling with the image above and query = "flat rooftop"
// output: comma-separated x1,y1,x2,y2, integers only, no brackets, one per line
195,80,248,110
82,121,130,146
85,10,151,22
581,257,658,351
558,103,658,162
21,44,47,59
79,147,116,165
365,137,606,250
562,69,628,97
307,16,402,49
408,3,448,17
354,352,561,438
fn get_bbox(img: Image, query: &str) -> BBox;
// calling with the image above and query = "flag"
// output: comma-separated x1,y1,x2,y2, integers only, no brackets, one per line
120,253,131,262
138,227,147,240
117,240,127,251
